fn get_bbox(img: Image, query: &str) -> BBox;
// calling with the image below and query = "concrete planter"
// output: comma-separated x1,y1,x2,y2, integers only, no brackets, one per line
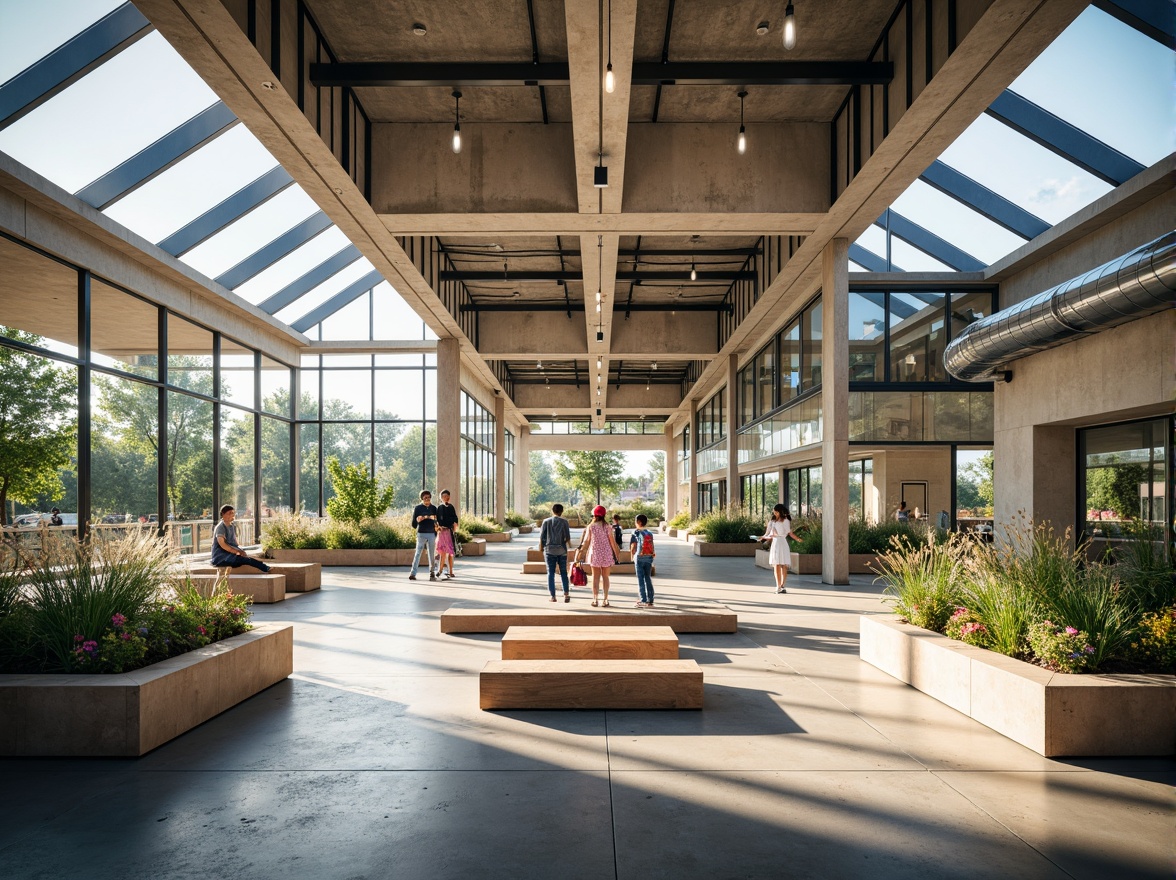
859,615,1176,757
269,548,419,566
754,551,880,573
0,624,293,757
478,532,512,543
461,538,487,557
517,525,534,534
667,528,679,538
693,540,759,557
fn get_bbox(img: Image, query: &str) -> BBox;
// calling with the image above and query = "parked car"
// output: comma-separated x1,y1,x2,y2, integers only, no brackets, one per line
12,512,78,527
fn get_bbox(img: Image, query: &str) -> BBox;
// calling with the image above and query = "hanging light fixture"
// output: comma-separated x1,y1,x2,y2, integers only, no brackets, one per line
783,2,797,51
737,91,748,155
652,361,657,370
604,0,615,93
690,235,698,281
597,356,603,369
537,359,543,370
451,91,462,153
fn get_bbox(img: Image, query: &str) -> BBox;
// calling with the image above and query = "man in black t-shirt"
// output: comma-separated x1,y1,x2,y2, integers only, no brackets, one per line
409,490,438,581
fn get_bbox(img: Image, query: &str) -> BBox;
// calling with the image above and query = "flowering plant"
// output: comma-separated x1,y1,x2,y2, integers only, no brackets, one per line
1027,620,1096,673
944,607,990,647
1124,606,1176,673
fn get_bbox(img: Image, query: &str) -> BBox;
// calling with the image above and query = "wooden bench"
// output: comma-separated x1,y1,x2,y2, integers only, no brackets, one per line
188,562,320,592
480,659,703,709
441,602,737,634
186,572,287,603
502,626,678,660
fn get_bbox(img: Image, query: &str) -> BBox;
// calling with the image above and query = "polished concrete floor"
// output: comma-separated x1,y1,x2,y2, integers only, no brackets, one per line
1,534,1171,879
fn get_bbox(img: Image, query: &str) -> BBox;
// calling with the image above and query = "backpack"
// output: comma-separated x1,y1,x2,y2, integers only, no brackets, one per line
638,529,654,556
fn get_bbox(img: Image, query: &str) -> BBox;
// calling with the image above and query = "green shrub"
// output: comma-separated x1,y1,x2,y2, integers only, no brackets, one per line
261,513,321,551
668,511,691,529
957,567,1037,658
693,506,763,544
944,607,990,647
1026,620,1096,673
453,525,473,544
1032,565,1138,669
504,511,530,528
875,532,967,632
360,518,414,550
1113,519,1175,612
463,515,503,535
264,514,413,550
325,456,395,524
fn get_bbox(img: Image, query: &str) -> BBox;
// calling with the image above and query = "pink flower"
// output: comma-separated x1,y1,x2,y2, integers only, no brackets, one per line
120,632,132,641
197,625,207,636
111,613,127,627
83,640,98,652
74,635,83,643
1043,620,1053,627
1064,626,1078,635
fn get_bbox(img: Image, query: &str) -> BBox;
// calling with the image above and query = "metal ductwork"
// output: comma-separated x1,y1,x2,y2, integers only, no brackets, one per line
944,232,1176,382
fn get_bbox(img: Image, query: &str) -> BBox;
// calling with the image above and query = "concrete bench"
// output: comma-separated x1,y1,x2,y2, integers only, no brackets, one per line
441,602,737,633
480,659,703,709
526,549,635,563
187,572,287,603
502,625,678,660
188,562,320,592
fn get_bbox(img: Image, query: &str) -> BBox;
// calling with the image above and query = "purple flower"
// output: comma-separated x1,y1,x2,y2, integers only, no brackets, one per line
138,627,148,636
83,640,98,653
1084,645,1095,654
74,634,83,643
1064,626,1078,635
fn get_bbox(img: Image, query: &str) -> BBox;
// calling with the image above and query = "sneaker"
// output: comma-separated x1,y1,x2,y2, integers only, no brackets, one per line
429,574,436,581
563,593,570,603
776,587,787,594
408,574,416,580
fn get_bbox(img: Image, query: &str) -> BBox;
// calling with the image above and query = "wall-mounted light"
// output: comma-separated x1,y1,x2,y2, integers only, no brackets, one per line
737,91,748,155
451,90,462,154
783,2,797,50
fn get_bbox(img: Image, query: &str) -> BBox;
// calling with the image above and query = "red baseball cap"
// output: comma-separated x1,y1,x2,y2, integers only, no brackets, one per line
592,505,606,517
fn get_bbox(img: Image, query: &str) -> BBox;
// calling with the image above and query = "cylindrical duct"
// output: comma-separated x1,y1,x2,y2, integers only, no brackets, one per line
944,232,1176,382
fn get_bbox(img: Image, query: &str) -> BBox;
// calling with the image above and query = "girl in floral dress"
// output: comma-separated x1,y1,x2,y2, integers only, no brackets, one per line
575,505,622,607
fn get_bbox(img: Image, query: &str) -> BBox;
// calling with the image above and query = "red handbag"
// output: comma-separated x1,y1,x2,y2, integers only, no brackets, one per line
570,562,587,587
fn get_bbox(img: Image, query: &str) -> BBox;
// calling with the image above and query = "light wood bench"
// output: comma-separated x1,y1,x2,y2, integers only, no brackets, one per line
187,572,287,603
188,562,320,592
480,659,703,709
441,602,737,633
502,625,678,660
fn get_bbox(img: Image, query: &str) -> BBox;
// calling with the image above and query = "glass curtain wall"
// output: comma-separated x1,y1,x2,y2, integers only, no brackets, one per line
461,391,496,517
504,430,515,513
741,472,780,519
694,387,728,477
1079,417,1172,545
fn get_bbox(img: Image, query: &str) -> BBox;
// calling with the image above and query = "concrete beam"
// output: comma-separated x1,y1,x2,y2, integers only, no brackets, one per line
527,433,666,452
379,212,824,237
479,312,588,357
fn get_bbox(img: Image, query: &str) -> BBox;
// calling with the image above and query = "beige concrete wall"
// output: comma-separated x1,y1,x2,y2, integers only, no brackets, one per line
998,188,1175,308
623,123,830,214
609,311,718,358
875,447,953,524
479,312,587,357
371,124,577,214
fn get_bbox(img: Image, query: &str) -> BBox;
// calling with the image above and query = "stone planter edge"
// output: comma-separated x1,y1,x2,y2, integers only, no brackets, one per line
0,623,293,757
693,540,759,557
859,614,1176,757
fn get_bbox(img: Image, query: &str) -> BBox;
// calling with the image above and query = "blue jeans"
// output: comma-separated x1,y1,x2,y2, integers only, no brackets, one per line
635,556,654,603
410,533,436,576
546,553,569,597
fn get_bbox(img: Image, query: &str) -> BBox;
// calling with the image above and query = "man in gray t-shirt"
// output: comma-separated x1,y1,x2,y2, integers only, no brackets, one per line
211,505,271,572
539,504,572,601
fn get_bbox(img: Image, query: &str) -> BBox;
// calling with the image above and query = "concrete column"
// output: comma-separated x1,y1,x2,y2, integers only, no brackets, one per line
515,425,531,518
725,353,740,508
494,394,506,522
664,428,678,520
821,238,850,585
436,338,461,512
688,398,699,518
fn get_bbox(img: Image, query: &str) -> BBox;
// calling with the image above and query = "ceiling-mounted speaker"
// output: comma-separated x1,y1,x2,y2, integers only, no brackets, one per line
593,165,609,187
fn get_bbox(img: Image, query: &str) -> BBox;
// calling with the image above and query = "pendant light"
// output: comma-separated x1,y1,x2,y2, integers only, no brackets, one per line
690,235,698,281
451,90,462,153
604,0,615,93
783,3,797,51
737,91,748,155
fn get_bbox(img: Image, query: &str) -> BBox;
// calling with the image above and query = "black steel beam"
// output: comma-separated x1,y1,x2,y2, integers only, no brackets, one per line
878,210,985,272
442,270,754,282
76,102,238,209
848,243,893,273
310,61,571,87
157,166,293,256
1094,0,1175,46
0,2,152,129
633,61,893,86
290,270,384,332
215,212,333,290
309,60,892,88
986,90,1144,186
619,247,762,256
920,160,1050,240
258,245,363,314
461,302,731,313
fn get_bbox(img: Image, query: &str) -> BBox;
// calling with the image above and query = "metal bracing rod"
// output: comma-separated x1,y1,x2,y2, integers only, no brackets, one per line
461,302,732,313
441,270,755,282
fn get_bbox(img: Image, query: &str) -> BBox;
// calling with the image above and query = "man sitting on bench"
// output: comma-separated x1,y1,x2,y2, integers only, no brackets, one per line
212,505,271,573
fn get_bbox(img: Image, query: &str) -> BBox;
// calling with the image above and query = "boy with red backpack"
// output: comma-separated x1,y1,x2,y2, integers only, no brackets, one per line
629,514,656,607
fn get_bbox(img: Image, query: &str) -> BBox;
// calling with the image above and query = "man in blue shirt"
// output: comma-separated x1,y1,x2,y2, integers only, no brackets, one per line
409,490,438,581
211,505,271,572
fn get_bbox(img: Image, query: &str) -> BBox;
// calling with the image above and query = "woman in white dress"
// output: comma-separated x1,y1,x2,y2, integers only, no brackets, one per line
759,504,801,594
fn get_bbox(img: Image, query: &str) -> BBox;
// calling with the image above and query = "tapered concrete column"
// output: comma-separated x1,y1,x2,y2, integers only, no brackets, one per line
515,425,531,516
664,428,678,519
436,338,461,510
494,394,506,522
688,398,699,517
725,354,740,508
821,238,850,585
